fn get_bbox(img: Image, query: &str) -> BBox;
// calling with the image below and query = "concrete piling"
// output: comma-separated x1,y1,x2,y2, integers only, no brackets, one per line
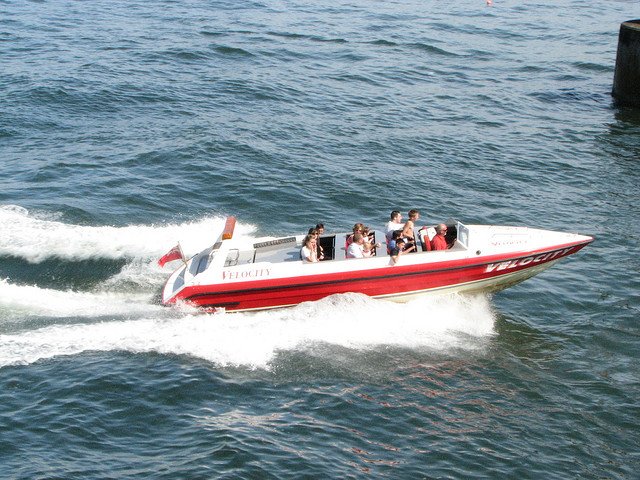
613,20,640,107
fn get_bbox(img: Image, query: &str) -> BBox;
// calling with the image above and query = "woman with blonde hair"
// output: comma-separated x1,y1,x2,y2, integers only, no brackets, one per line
300,235,319,263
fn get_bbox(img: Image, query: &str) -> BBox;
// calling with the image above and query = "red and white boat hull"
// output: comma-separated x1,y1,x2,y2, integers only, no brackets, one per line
161,221,593,313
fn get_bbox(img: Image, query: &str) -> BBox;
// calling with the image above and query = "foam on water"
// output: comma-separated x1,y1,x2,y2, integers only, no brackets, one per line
0,204,256,263
0,293,496,369
0,278,164,320
0,205,496,370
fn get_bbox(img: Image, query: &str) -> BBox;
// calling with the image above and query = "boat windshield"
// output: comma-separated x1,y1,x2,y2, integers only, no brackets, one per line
457,222,469,248
194,242,222,275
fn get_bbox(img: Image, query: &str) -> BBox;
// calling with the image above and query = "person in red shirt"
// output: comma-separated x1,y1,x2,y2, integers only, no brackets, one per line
431,224,449,250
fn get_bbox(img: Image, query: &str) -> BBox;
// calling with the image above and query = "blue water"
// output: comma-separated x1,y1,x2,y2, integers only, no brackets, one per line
1,0,639,478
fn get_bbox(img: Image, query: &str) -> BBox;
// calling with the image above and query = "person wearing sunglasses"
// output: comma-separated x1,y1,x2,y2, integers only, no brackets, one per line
431,224,449,250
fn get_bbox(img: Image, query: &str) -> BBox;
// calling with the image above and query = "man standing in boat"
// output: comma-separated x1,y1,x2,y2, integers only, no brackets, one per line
401,209,420,250
385,210,404,244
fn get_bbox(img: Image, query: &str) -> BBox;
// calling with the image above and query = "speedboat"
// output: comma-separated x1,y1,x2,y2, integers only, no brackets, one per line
160,217,593,312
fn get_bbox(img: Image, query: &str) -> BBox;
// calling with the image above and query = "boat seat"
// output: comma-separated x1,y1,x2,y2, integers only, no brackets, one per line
419,227,437,251
370,232,378,257
319,235,335,261
417,229,428,252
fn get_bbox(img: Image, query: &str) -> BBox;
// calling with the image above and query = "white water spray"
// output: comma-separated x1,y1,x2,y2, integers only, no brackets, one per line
0,204,256,263
0,293,496,369
0,206,497,370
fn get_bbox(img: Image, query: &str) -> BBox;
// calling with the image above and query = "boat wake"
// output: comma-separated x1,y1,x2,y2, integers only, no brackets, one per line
0,203,257,305
0,278,165,320
0,205,497,370
0,204,256,263
0,290,496,369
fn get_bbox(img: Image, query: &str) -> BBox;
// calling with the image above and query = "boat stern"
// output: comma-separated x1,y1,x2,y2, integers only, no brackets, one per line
161,263,188,305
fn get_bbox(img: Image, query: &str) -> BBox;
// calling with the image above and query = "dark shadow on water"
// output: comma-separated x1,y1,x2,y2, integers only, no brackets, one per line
612,105,640,127
597,107,640,174
0,256,129,291
491,312,563,363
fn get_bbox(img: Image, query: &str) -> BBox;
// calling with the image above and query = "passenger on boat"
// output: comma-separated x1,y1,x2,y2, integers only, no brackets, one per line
300,235,319,263
401,209,420,250
315,223,325,235
346,223,365,248
431,224,448,250
362,226,381,257
388,229,401,252
390,237,415,265
308,227,325,261
346,233,366,259
385,210,404,243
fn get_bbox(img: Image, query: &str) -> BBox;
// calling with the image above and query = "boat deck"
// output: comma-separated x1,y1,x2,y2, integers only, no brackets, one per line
235,227,465,266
